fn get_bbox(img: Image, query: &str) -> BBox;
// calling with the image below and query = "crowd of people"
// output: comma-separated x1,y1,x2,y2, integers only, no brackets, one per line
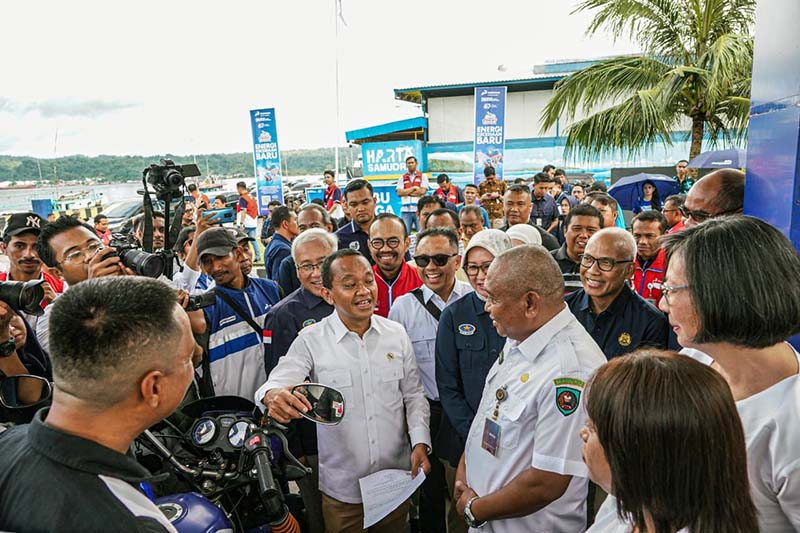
0,157,797,533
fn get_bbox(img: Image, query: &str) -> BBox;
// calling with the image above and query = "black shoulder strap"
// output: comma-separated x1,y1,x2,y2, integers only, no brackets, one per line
215,289,263,339
411,287,441,322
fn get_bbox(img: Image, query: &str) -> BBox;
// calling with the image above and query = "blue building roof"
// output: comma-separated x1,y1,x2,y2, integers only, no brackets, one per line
345,116,427,144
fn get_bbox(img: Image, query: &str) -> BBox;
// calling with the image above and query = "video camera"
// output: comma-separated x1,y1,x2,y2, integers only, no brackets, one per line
145,159,201,200
108,236,166,279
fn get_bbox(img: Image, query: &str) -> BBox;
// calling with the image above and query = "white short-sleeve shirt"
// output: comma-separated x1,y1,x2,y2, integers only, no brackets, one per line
683,346,800,532
465,306,606,532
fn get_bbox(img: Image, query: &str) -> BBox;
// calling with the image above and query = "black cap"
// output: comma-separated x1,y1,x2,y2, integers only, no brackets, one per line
196,227,239,260
228,227,255,244
174,226,196,252
3,212,45,239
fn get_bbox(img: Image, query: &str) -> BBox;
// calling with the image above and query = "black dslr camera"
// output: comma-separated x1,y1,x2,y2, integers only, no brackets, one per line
145,159,201,199
108,237,166,279
0,280,47,316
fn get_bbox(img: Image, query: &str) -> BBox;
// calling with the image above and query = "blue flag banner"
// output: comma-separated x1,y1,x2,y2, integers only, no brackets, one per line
473,87,507,184
250,108,284,214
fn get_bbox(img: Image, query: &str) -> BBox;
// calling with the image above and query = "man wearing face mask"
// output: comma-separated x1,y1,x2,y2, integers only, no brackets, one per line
389,228,472,533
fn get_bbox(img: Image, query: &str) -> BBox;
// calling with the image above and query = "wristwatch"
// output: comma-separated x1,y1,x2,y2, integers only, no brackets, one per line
464,496,485,528
0,337,16,358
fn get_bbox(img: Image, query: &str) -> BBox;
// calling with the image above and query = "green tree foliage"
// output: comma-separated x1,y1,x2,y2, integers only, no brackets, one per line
541,0,755,161
0,147,357,183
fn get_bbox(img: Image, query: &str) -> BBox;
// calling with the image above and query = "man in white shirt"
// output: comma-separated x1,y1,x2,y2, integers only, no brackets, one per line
256,248,432,533
389,228,472,533
454,245,606,532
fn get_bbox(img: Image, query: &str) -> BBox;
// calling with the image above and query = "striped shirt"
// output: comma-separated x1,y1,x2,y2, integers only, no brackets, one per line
204,278,281,399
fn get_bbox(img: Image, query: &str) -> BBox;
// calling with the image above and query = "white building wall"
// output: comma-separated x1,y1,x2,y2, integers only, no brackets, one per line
427,89,594,143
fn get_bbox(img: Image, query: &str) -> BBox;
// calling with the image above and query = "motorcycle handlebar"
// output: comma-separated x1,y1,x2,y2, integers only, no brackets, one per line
252,449,285,519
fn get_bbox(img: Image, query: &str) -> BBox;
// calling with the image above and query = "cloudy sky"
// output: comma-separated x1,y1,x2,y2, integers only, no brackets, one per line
1,0,638,157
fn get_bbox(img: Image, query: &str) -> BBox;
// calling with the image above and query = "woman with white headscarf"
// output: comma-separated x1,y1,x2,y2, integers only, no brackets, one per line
434,229,512,470
505,223,542,247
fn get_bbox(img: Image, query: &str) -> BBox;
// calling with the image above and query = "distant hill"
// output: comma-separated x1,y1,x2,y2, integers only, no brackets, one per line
0,146,360,184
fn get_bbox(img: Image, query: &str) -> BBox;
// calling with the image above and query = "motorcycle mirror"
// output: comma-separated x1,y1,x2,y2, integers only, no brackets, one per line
290,384,345,426
0,375,52,409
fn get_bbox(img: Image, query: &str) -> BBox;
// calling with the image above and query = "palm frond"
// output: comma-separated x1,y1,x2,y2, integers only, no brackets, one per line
560,91,677,162
540,55,669,132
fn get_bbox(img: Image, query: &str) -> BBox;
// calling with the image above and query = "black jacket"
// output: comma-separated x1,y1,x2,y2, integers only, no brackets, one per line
0,409,173,532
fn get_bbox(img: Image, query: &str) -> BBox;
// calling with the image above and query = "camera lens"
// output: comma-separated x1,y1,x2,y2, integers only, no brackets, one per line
119,249,165,278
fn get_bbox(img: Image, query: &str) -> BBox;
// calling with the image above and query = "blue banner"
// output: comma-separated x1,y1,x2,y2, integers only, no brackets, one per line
362,140,426,176
473,87,507,184
250,108,283,214
306,184,402,216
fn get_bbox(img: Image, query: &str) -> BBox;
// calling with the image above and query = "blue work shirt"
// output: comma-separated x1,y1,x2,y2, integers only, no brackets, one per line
263,233,292,280
335,220,373,265
565,286,669,360
530,194,558,229
435,291,506,461
276,255,301,296
264,286,334,376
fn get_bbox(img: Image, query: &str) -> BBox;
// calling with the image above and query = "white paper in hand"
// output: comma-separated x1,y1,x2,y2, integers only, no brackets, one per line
359,468,426,528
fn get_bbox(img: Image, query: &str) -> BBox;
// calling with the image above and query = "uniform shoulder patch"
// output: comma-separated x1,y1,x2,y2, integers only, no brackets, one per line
553,377,585,388
555,386,581,416
302,318,317,328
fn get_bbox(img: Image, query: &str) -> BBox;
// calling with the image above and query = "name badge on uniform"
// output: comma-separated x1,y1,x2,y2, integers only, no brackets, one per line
482,418,501,456
536,217,543,227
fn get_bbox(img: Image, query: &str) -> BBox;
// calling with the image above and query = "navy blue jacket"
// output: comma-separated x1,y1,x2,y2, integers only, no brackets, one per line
565,286,669,360
436,291,505,461
277,256,301,296
263,233,292,280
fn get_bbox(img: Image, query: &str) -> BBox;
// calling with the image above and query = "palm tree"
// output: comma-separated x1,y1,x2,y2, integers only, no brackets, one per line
541,0,755,161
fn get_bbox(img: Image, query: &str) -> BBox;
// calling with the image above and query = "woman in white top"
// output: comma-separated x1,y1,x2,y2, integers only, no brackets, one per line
659,215,800,532
580,351,757,533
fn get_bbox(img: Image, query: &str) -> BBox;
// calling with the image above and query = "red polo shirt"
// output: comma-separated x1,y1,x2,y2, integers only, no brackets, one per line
372,261,422,318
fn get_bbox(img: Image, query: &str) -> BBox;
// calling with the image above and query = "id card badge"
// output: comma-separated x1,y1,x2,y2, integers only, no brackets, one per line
536,217,543,227
481,418,501,456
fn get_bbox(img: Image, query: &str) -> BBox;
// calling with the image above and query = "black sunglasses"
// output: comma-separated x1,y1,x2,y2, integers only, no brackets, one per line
414,253,457,267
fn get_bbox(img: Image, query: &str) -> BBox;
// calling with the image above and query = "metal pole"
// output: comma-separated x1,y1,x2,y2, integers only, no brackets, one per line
334,0,341,179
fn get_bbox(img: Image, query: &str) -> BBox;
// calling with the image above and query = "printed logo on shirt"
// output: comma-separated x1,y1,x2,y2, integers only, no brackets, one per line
302,318,316,328
458,323,476,336
219,316,237,327
618,332,632,347
349,241,360,251
556,386,581,416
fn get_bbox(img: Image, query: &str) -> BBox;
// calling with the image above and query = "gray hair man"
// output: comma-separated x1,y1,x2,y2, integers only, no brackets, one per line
453,245,606,531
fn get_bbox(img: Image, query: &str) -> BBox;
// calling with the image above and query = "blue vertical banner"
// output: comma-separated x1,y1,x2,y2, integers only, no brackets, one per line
249,108,283,214
473,87,507,184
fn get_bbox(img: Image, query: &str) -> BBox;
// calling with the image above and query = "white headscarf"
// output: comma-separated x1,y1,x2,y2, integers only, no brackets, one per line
505,224,543,246
462,229,513,300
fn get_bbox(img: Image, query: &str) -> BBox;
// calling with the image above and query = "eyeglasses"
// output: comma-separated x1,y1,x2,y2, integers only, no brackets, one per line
414,253,458,267
579,253,633,272
679,205,742,223
661,284,689,305
369,237,401,249
296,260,325,274
464,262,493,276
61,241,104,265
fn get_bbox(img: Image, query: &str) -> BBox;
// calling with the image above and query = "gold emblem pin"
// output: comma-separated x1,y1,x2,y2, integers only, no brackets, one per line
618,333,632,347
520,373,529,383
386,352,395,360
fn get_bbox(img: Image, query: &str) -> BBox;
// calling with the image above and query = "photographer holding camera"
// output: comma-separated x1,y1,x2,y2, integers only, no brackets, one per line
34,216,137,352
190,227,280,399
